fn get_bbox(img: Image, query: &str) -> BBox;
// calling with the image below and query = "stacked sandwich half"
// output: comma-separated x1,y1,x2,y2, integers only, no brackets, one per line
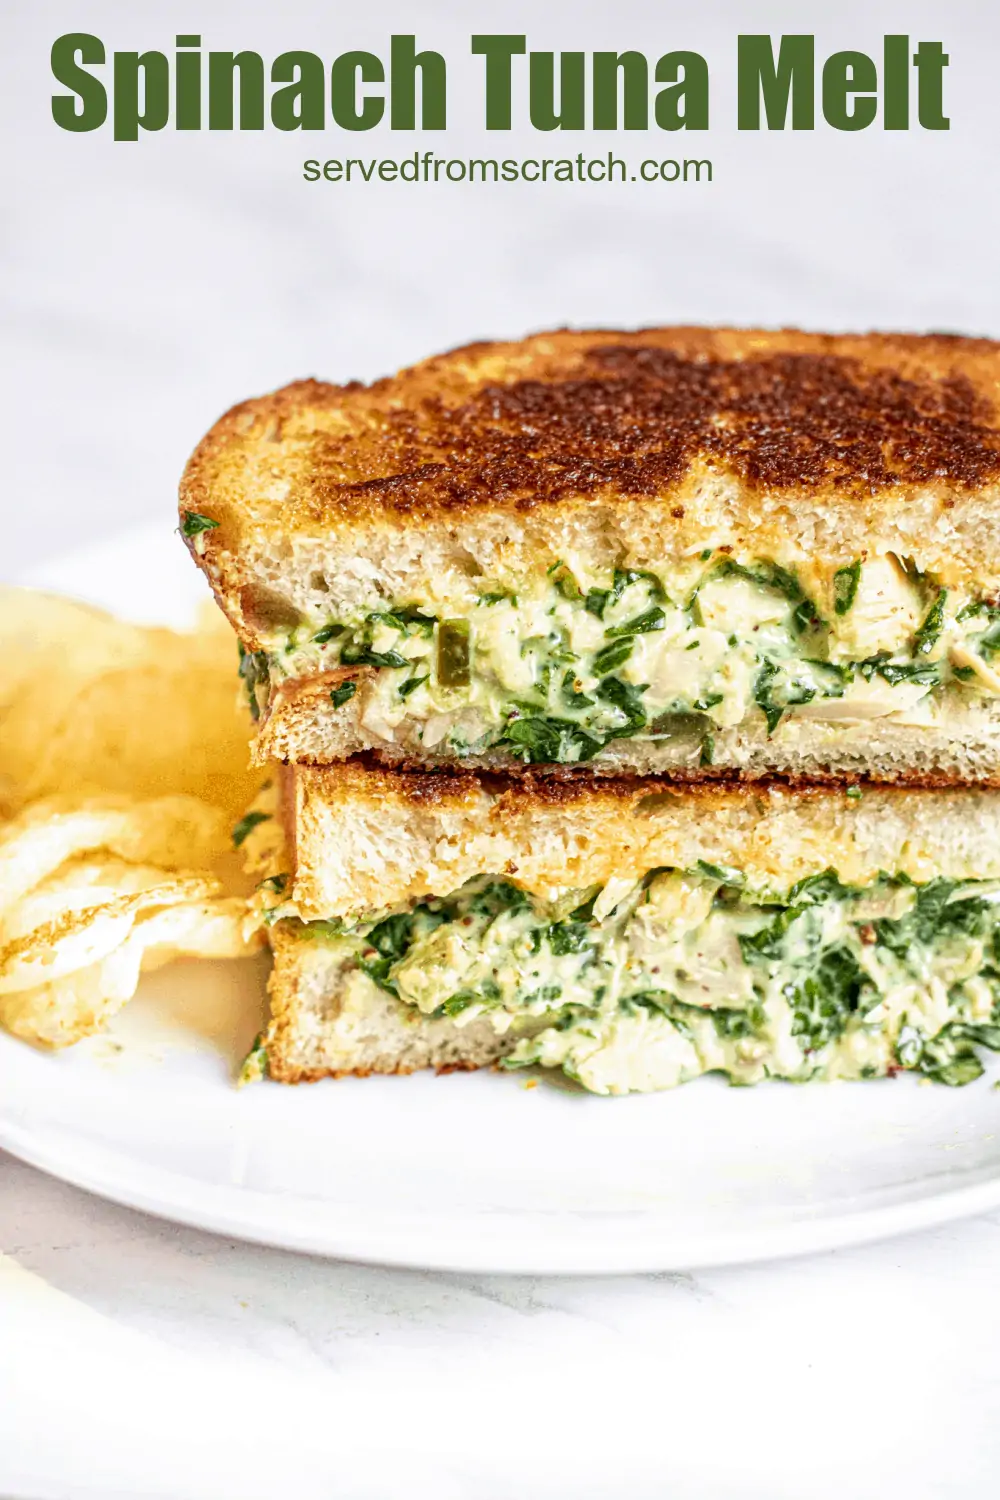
180,326,1000,1095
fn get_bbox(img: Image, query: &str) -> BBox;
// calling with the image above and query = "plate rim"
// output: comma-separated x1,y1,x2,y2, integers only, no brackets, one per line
5,1109,1000,1274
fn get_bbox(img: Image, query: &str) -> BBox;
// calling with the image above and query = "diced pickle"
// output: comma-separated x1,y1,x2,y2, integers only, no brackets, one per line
549,562,583,600
437,619,471,688
647,711,714,745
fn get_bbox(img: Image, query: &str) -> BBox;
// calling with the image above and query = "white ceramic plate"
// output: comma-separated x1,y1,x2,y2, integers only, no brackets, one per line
4,524,1000,1275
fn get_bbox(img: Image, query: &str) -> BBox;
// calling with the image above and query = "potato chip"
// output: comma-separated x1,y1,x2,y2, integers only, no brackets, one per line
0,586,268,1050
0,796,230,918
0,894,260,1047
0,588,260,817
0,857,180,941
0,947,146,1049
130,895,258,964
0,874,218,993
0,588,148,714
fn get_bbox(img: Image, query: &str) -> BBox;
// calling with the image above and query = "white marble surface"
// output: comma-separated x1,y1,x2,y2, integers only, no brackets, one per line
5,0,1000,1495
5,1155,1000,1500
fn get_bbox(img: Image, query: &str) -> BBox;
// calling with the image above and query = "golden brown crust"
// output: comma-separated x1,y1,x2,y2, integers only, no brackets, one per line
294,751,1000,794
181,326,1000,555
289,755,1000,813
263,1057,486,1084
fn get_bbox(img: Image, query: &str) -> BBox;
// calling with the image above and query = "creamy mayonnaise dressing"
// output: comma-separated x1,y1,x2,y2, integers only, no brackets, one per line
289,867,1000,1095
251,555,1000,763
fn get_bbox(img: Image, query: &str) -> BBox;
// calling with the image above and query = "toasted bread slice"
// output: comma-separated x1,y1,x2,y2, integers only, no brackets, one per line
260,766,1000,1092
279,760,1000,922
183,327,1000,626
182,327,1000,775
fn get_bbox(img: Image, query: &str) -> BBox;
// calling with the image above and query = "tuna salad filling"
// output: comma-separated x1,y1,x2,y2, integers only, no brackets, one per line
242,554,1000,764
277,865,1000,1096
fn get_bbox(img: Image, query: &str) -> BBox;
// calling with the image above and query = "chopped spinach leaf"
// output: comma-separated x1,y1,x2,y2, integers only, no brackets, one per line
926,1053,986,1087
436,986,503,1018
357,910,420,992
438,993,476,1017
591,638,634,675
914,589,947,655
793,598,823,633
340,642,408,669
570,890,601,922
180,510,219,537
804,658,852,684
833,560,862,615
232,810,271,848
604,607,667,639
709,1001,767,1040
548,921,595,956
788,869,853,906
611,567,666,603
753,659,784,734
312,623,345,644
597,675,648,735
901,1018,1000,1086
857,653,940,687
501,715,603,764
330,681,357,709
584,587,610,619
561,670,595,711
739,905,810,963
462,880,531,918
586,568,665,621
875,878,966,955
369,606,434,631
625,990,673,1017
715,558,803,602
237,642,269,722
787,946,866,1052
696,859,746,887
237,1033,268,1086
956,600,997,623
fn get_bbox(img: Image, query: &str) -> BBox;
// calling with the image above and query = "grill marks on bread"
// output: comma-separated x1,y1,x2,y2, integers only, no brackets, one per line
238,330,1000,523
340,348,1000,509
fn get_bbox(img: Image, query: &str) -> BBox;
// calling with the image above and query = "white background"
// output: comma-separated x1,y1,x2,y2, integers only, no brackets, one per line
3,1,1000,1496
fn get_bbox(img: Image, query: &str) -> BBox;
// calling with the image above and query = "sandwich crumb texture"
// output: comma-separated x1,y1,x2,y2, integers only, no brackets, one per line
287,762,1000,921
